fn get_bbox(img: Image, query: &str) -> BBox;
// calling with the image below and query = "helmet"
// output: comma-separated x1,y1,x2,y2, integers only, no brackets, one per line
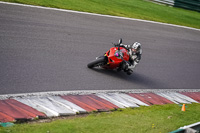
131,42,141,54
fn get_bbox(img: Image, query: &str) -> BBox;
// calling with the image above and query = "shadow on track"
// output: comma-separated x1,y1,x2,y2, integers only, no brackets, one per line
90,68,169,89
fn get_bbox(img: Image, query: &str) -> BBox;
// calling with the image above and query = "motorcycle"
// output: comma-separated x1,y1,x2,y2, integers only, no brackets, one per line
87,39,133,75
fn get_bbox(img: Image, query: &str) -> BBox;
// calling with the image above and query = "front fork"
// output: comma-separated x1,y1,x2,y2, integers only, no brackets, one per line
117,61,127,72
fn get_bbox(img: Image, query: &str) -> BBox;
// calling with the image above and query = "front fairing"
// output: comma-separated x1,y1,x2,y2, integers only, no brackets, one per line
104,47,129,69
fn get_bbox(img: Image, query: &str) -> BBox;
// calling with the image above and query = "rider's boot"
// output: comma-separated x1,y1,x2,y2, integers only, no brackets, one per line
117,61,126,72
127,69,133,75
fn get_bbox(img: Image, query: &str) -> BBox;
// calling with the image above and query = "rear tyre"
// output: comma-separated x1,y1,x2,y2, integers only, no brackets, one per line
87,56,106,68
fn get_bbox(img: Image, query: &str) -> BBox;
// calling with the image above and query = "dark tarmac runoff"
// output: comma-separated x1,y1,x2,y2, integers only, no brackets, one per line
0,3,200,95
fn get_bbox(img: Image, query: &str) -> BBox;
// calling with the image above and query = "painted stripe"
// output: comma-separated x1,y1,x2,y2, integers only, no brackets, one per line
5,99,46,118
4,100,37,118
96,93,138,108
88,94,119,109
0,100,34,120
30,101,60,117
128,93,174,105
114,93,148,106
62,95,112,112
174,93,198,103
15,98,59,117
47,97,78,113
180,92,200,103
0,112,15,123
48,96,86,113
29,97,76,116
0,1,199,31
105,93,140,107
156,92,198,104
86,95,117,110
61,95,97,112
96,94,125,108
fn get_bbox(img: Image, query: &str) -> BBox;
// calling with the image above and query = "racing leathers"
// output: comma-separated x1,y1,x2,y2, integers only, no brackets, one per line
120,42,142,74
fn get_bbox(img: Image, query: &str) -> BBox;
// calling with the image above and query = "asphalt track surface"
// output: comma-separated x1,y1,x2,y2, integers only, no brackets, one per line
0,3,200,95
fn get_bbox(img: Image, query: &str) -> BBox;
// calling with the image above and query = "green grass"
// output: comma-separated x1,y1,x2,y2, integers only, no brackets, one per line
1,0,200,29
0,103,200,133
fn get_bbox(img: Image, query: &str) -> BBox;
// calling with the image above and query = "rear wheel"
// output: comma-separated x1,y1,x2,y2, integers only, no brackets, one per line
87,56,106,68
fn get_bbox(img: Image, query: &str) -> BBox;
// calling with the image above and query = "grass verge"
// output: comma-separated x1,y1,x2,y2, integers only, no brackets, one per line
1,0,200,29
0,103,200,133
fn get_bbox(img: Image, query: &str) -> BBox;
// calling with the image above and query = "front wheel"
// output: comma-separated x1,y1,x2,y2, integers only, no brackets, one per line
87,56,106,68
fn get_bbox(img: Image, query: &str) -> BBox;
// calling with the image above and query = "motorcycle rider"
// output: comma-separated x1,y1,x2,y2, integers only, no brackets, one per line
119,41,142,75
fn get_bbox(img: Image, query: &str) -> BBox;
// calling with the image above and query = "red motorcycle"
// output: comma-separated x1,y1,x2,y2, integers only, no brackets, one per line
87,39,133,75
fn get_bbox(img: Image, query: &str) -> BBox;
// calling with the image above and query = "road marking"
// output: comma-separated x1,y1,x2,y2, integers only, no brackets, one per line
1,89,200,100
0,1,199,31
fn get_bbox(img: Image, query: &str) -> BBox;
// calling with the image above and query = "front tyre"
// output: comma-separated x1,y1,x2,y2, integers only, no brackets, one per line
87,56,106,68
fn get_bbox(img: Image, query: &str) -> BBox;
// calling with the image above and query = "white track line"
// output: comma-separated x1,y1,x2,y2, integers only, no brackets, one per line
0,1,199,31
0,89,200,100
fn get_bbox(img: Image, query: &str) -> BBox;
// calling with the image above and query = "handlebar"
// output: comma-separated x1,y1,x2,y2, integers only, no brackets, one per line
113,43,119,46
121,57,131,66
115,50,131,66
113,43,121,50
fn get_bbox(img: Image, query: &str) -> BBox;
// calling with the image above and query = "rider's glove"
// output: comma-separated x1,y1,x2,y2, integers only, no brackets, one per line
135,58,140,63
128,64,135,70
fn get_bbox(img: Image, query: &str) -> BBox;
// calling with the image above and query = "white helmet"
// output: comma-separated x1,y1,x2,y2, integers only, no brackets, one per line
132,42,141,54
